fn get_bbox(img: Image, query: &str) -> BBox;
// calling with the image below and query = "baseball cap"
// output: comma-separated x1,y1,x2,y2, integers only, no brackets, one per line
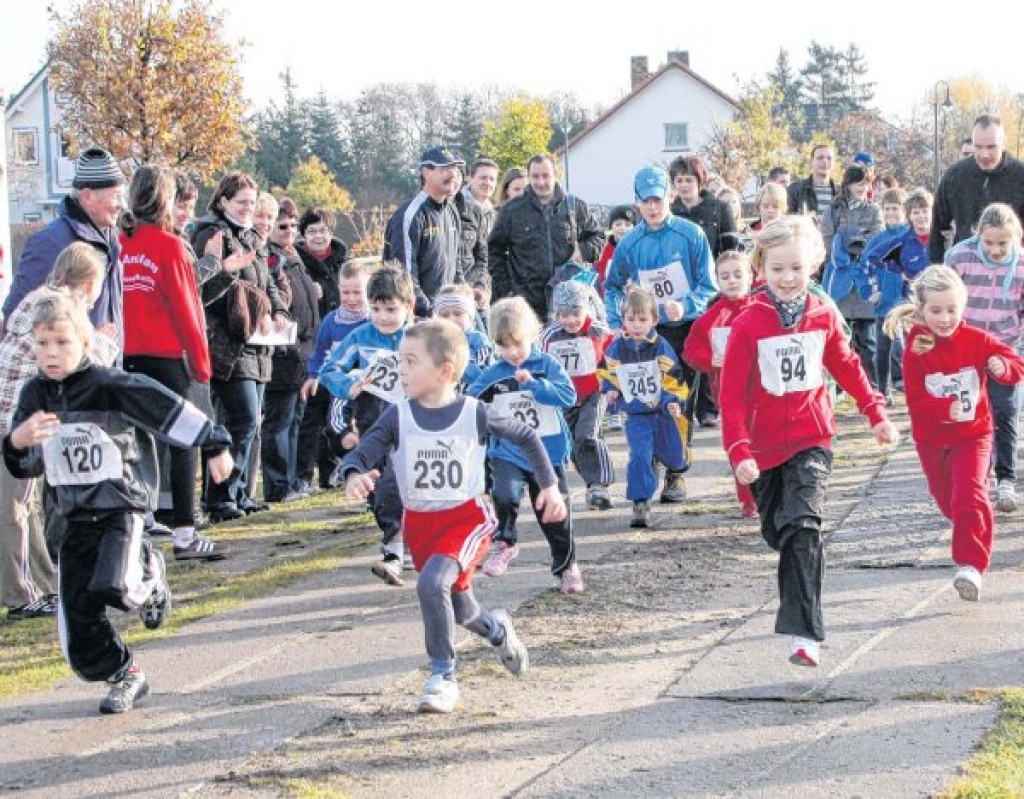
634,166,670,201
852,151,875,168
420,145,465,168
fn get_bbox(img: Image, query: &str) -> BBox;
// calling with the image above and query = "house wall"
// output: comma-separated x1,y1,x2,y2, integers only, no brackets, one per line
0,113,12,306
559,69,737,208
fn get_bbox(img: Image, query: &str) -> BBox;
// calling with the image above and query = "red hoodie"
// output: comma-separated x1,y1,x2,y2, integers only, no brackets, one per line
903,322,1024,448
683,293,753,402
539,316,611,401
120,224,211,383
720,292,887,471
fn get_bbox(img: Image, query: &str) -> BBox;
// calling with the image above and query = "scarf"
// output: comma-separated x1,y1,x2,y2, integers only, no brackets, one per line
334,304,367,326
222,209,252,232
972,235,1021,300
766,287,808,329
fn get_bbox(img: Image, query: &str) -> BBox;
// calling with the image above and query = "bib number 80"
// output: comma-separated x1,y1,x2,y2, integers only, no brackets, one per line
651,280,674,299
413,459,464,490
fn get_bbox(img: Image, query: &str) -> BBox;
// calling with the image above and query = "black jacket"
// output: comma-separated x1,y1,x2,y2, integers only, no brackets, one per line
455,190,488,287
929,154,1024,262
190,212,289,383
787,176,838,216
383,191,462,316
267,243,321,392
488,185,606,321
3,360,231,519
297,238,347,319
670,190,738,257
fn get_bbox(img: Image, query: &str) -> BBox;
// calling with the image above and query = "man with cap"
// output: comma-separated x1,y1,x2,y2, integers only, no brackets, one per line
383,145,465,316
3,146,125,349
488,153,606,322
603,165,716,503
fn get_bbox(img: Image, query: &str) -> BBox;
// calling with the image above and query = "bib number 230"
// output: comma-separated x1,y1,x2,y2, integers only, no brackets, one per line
412,459,464,490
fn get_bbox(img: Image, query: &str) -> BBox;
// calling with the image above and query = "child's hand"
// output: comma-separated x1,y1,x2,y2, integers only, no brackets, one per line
349,374,369,399
711,353,724,368
667,402,681,418
514,369,532,383
341,431,359,450
605,389,620,403
734,459,760,486
258,314,273,335
346,469,379,501
873,420,900,445
949,398,964,421
663,300,684,322
869,291,881,304
208,451,234,483
534,485,567,524
222,246,255,274
272,313,289,332
988,355,1007,378
10,412,60,450
300,378,319,400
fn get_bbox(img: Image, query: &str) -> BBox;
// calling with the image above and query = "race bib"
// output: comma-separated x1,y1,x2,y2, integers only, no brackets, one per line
925,367,980,422
546,338,597,377
361,351,404,404
491,390,562,437
405,433,474,502
616,360,661,404
757,332,826,396
638,261,689,304
42,423,124,486
711,327,732,360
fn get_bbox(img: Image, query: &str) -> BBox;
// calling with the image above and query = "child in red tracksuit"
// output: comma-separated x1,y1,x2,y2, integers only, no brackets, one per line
683,251,756,517
540,281,615,510
885,264,1024,602
720,216,899,669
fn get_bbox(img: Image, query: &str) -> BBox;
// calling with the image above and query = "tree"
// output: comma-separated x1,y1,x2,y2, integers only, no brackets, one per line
840,44,875,111
545,91,591,153
446,92,486,164
285,156,354,213
249,68,309,189
47,0,248,180
479,96,552,175
343,85,416,206
766,49,805,142
799,42,846,134
306,89,350,186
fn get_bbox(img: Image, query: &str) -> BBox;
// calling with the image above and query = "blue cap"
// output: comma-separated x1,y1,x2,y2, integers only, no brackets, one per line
853,151,875,167
634,166,670,201
420,144,465,168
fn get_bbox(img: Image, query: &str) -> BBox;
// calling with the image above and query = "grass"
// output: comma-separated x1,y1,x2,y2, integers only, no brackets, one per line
941,689,1024,798
0,499,375,702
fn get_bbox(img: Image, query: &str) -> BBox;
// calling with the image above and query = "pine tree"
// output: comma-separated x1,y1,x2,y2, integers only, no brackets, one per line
307,89,350,186
249,68,309,189
766,49,806,142
447,92,485,164
799,42,846,133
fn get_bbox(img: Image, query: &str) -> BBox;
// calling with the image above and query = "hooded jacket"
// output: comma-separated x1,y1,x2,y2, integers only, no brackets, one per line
3,197,123,357
820,198,883,319
855,225,929,319
670,190,738,257
944,236,1024,345
719,292,887,472
682,293,753,401
488,185,606,321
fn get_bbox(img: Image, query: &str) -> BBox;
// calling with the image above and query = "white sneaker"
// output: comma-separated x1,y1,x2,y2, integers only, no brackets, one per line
417,673,459,713
490,608,529,676
482,542,519,577
953,565,982,602
996,480,1018,513
789,636,820,667
402,545,415,571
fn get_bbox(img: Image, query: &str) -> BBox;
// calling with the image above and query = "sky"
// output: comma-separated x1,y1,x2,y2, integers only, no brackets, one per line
0,0,1019,124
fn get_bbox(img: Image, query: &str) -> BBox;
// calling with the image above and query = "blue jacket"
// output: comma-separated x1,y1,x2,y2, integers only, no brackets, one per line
3,198,123,356
462,328,495,389
604,215,716,329
466,347,576,469
599,331,689,415
854,225,930,318
318,322,405,400
307,310,368,378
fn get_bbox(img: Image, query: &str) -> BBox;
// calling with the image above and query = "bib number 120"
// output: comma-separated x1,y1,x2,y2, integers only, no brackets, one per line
61,444,103,474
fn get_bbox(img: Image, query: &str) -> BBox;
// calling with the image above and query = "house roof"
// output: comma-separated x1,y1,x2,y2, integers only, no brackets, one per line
5,61,50,120
557,59,740,155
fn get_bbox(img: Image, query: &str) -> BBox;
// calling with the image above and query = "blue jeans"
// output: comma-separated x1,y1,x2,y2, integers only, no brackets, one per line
261,390,304,501
207,378,263,511
988,379,1021,481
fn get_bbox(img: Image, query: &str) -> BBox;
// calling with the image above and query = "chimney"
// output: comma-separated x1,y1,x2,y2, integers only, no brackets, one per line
667,50,690,67
630,56,649,89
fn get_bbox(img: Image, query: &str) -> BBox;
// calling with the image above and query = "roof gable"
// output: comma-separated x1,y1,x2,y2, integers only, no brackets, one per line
558,60,740,154
5,61,50,120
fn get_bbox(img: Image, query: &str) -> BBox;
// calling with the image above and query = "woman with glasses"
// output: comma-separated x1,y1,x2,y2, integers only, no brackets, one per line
296,208,349,492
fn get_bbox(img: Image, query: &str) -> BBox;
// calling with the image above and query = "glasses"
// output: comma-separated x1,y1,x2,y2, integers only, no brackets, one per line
277,222,297,230
305,226,330,236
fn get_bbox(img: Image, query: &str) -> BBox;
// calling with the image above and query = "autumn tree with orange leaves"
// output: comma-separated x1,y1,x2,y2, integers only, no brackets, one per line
47,0,249,180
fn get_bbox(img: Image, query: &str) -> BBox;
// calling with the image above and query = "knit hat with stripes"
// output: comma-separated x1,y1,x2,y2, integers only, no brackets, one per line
72,147,126,190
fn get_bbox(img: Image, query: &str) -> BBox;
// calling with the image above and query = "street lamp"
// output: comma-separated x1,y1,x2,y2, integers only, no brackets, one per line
933,80,953,189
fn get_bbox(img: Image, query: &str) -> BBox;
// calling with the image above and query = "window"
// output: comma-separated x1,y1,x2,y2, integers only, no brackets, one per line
13,129,39,165
58,129,73,159
23,213,42,223
664,123,689,151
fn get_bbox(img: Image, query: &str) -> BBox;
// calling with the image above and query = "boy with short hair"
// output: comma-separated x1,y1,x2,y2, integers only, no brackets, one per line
342,319,566,713
4,292,234,714
319,265,414,584
540,281,615,509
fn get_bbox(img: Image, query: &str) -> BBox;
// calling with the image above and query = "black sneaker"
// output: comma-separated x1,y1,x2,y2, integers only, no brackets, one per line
630,500,651,528
140,551,172,629
240,498,270,515
371,553,404,586
99,663,149,714
7,595,57,621
660,473,687,503
174,534,228,561
208,506,245,524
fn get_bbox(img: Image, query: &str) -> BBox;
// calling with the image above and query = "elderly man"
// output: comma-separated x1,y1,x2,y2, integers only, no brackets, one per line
929,114,1024,262
383,145,464,317
3,146,124,347
488,154,605,321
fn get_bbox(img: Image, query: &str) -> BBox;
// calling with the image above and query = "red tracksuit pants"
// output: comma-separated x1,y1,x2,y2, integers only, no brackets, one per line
917,435,994,572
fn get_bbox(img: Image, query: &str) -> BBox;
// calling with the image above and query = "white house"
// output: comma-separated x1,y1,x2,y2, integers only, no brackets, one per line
558,53,740,208
4,63,76,224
